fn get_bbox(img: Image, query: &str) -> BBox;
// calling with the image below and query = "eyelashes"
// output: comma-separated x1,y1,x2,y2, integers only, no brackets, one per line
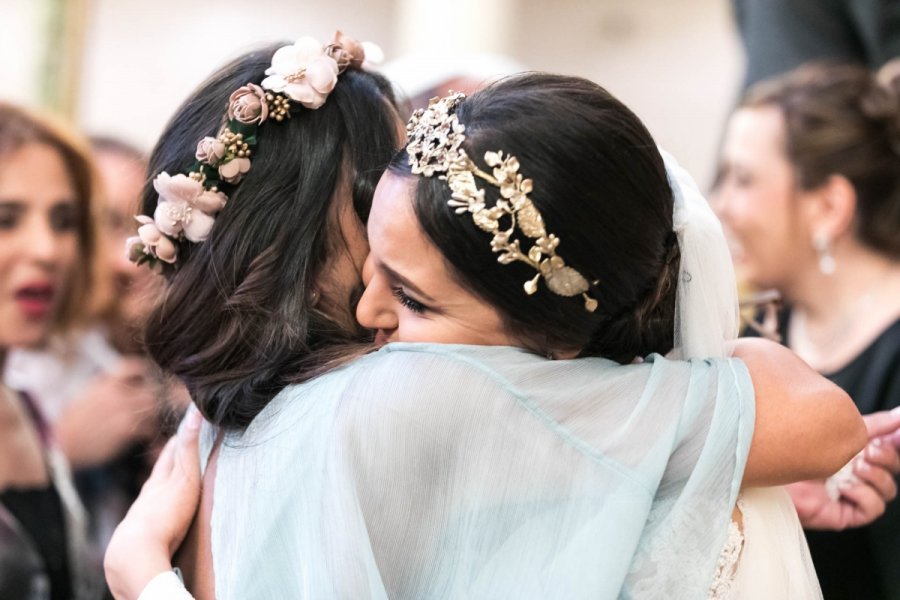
392,286,426,314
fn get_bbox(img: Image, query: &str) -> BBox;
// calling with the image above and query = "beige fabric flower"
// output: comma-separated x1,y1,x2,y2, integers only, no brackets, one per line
151,172,225,242
195,136,226,165
328,30,365,71
227,84,270,125
218,157,251,184
261,37,340,109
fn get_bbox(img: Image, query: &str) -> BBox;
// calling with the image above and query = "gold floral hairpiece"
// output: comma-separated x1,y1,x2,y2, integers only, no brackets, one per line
406,92,598,312
127,31,367,267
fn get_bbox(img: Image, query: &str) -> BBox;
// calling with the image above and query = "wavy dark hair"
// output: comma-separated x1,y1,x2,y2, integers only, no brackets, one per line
141,43,400,429
390,73,679,363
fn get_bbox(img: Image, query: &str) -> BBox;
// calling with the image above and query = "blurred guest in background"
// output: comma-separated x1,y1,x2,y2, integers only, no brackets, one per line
715,62,900,599
0,100,100,599
4,133,184,577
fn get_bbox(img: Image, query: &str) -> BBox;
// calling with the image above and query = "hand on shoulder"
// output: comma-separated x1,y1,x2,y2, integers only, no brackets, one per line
105,408,203,600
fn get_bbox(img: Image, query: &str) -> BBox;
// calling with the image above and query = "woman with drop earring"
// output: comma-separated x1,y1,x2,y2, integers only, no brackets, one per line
715,61,900,599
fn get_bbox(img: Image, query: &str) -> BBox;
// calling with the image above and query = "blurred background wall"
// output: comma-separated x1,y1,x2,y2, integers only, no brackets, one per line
0,0,743,187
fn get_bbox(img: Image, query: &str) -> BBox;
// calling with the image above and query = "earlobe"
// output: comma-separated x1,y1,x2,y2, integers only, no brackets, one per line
819,174,858,238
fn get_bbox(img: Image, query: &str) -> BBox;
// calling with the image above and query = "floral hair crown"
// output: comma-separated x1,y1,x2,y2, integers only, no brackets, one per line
127,32,367,267
406,92,599,312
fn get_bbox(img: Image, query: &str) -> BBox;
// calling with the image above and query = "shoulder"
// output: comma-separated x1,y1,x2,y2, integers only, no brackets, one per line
832,318,900,412
335,343,541,405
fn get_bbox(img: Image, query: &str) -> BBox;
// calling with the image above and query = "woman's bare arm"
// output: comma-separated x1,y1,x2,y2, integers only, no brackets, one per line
734,337,866,487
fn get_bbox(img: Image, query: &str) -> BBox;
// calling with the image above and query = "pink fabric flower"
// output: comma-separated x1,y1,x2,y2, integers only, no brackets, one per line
261,37,339,109
195,136,226,165
153,172,227,214
153,172,204,205
131,216,178,263
194,190,228,213
328,30,365,70
227,84,269,125
153,200,215,243
151,172,223,243
218,157,251,184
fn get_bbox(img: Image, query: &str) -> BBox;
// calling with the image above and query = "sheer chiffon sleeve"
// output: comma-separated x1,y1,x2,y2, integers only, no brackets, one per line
202,343,753,599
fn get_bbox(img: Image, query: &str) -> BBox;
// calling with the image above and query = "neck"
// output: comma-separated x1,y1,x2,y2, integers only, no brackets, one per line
784,241,899,324
783,240,900,372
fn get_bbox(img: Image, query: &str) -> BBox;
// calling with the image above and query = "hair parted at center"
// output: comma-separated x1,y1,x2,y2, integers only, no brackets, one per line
141,42,401,429
390,73,680,363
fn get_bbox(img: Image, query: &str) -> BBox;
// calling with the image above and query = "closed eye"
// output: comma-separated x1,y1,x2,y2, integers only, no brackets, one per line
392,286,427,314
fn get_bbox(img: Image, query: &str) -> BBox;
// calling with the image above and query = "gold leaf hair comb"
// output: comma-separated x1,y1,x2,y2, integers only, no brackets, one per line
406,92,598,312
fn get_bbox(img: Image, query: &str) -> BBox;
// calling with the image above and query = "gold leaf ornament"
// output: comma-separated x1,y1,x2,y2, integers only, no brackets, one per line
516,200,546,238
404,92,599,312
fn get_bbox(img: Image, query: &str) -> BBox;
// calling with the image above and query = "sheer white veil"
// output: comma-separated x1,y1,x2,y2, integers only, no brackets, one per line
661,150,822,599
661,149,739,361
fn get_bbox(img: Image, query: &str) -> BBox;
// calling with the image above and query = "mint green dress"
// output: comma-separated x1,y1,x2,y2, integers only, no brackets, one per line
198,342,754,599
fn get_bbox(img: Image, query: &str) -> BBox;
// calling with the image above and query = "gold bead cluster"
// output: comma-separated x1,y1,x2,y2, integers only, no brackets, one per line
187,170,220,192
219,130,251,159
266,93,291,121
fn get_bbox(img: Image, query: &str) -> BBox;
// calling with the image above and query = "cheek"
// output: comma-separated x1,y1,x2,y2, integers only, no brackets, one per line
719,188,766,239
57,234,79,284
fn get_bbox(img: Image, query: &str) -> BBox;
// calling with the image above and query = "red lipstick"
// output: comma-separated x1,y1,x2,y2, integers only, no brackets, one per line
15,283,55,319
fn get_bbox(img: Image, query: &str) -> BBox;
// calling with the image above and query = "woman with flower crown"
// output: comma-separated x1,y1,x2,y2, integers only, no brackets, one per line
104,38,878,598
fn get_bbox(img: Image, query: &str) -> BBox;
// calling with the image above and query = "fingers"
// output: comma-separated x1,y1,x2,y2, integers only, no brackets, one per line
149,437,177,480
839,482,888,526
862,408,900,438
853,456,898,502
174,406,203,484
864,437,900,474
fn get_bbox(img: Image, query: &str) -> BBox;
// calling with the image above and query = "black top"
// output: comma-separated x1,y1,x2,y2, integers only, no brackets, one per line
762,311,900,599
0,485,72,600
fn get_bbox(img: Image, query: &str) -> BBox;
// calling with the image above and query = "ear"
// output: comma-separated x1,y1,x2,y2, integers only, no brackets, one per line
802,174,857,241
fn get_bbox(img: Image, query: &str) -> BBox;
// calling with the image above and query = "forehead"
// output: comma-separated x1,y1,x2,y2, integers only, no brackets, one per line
370,173,421,248
725,106,786,160
369,172,452,278
0,143,75,197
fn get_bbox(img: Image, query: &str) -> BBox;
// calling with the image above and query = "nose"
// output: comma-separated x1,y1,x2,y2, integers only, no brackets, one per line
25,212,64,266
356,256,399,337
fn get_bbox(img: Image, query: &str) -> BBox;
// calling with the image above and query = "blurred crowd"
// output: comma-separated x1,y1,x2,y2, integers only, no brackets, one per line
0,104,188,598
1,2,899,598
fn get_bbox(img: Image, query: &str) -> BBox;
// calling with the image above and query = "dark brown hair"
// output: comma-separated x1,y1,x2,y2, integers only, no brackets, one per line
141,44,401,428
0,102,99,331
391,73,680,363
741,62,900,258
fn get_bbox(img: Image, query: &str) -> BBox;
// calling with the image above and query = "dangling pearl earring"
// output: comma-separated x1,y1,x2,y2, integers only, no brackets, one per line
309,289,321,306
813,233,836,275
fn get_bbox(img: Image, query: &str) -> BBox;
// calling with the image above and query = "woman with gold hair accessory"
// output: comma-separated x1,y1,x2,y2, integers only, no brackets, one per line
107,70,871,599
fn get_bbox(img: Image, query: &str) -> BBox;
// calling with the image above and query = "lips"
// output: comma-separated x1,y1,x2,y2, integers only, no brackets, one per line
14,283,55,319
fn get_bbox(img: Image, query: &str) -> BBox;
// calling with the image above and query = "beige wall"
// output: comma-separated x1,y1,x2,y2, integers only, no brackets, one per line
1,0,743,187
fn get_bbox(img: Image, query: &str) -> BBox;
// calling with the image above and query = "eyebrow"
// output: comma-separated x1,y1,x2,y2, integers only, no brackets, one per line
377,260,439,304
